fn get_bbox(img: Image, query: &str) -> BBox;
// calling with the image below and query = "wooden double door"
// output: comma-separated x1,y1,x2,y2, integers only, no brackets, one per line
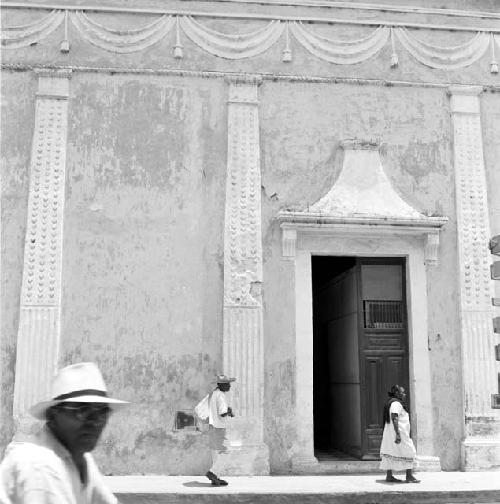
312,257,409,460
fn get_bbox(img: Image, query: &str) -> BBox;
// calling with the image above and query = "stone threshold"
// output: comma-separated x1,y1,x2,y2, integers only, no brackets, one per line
304,459,381,474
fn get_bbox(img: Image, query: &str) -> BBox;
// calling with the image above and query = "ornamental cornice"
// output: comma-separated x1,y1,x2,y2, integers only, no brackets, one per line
3,2,500,32
185,0,500,21
4,64,500,92
277,219,447,266
4,1,500,25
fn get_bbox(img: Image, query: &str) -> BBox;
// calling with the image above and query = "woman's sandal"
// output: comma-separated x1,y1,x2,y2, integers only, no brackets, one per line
405,477,421,483
386,476,404,483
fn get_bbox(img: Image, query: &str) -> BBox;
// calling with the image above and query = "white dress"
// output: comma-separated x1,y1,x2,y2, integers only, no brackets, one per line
379,400,416,471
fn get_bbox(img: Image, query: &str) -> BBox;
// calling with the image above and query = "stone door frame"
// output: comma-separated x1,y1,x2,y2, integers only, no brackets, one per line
283,225,442,472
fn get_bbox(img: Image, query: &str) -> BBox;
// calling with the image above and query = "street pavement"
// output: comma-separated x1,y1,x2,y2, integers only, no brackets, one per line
106,471,500,503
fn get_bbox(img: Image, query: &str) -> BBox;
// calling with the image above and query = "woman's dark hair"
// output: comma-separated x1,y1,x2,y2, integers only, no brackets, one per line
382,384,408,425
388,384,402,398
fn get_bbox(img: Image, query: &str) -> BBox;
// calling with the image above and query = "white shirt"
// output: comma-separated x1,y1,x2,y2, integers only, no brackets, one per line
0,426,117,504
208,389,230,428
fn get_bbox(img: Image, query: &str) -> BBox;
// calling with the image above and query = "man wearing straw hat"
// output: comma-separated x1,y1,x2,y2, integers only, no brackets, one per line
205,373,235,487
0,362,128,503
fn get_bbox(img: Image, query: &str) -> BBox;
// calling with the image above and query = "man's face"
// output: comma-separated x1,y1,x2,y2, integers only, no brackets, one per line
218,382,231,392
47,402,110,454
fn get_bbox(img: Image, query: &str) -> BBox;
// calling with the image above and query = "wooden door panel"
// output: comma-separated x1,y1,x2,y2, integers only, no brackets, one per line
362,354,407,459
362,356,383,459
364,333,404,351
358,259,409,460
385,355,405,390
365,356,383,427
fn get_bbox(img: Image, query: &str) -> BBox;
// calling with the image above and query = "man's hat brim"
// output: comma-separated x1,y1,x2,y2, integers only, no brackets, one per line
29,395,129,420
214,377,236,384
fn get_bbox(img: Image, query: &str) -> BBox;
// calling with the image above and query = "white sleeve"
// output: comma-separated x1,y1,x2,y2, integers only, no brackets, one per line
86,454,118,504
15,462,74,504
389,401,403,416
0,444,75,504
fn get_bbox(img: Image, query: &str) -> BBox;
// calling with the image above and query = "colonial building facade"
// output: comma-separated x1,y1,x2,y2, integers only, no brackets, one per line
1,0,500,475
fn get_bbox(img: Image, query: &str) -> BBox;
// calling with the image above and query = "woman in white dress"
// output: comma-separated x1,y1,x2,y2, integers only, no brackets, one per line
379,384,420,483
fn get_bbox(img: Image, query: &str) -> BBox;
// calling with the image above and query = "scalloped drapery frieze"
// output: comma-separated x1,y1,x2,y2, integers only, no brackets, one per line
69,11,175,54
289,23,390,64
2,8,500,73
1,10,64,49
394,28,490,71
180,16,284,60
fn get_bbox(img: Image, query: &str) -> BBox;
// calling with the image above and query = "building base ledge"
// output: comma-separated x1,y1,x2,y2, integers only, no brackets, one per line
415,454,442,471
461,437,500,471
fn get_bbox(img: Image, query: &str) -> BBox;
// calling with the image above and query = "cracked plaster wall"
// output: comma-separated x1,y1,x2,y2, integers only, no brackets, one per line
2,69,499,474
59,73,227,474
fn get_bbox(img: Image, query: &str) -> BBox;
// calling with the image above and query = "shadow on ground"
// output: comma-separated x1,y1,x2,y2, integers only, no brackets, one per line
183,481,213,488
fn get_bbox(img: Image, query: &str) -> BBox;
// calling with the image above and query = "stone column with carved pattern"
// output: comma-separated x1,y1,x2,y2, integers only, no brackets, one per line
221,75,269,475
12,70,71,431
449,85,500,470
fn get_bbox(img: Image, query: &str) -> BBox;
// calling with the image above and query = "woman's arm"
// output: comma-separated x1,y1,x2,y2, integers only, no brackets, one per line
391,412,401,444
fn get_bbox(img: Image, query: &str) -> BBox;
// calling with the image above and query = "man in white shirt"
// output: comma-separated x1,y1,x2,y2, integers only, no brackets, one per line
205,374,235,487
0,362,129,503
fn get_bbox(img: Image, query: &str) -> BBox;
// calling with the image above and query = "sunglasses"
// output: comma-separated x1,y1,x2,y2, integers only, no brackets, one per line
55,404,112,421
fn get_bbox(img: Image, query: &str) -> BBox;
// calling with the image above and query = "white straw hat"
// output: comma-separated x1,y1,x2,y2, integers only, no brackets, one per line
29,362,129,420
214,374,236,384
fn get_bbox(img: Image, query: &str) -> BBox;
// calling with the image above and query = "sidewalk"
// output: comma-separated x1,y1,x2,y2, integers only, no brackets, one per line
106,472,500,503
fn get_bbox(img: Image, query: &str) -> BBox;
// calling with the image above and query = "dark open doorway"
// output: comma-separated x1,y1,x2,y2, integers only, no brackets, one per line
312,256,409,461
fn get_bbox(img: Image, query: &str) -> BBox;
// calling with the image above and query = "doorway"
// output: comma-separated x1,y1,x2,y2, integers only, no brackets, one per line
312,256,409,460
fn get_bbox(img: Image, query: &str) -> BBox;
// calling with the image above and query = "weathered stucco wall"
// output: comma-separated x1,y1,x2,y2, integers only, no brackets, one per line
259,82,462,470
0,72,37,451
59,73,228,474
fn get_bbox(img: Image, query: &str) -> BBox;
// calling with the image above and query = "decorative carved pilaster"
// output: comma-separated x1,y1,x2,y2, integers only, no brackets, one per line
13,69,71,425
449,85,500,469
222,75,269,474
223,76,263,313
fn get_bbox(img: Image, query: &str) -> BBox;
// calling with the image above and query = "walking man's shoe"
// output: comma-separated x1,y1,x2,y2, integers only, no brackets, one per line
206,471,228,486
212,478,228,486
206,471,218,482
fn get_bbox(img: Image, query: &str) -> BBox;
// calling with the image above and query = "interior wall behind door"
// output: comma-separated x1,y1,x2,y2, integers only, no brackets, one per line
324,268,361,457
312,256,360,458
